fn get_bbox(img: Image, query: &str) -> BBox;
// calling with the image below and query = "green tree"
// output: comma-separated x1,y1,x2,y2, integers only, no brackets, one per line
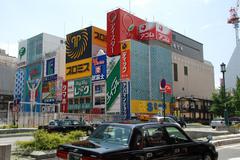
230,77,240,116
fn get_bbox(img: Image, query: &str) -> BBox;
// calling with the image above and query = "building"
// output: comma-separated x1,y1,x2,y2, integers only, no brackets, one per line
226,41,240,90
14,33,65,112
0,49,17,122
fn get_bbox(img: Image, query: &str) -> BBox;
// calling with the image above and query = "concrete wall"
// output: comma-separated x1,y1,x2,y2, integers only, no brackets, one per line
172,52,214,99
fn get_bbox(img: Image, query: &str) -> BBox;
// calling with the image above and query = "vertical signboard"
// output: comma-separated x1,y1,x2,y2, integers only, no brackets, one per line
14,69,25,100
74,77,91,97
120,40,131,80
106,59,120,110
67,80,74,99
42,74,57,103
62,81,68,112
44,58,56,76
92,55,107,81
17,40,27,68
66,27,92,63
120,81,131,119
107,8,145,56
92,26,107,57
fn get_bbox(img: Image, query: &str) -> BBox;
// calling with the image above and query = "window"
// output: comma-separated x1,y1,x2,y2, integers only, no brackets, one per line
69,99,73,105
144,126,168,147
165,126,189,144
173,63,178,81
95,84,105,94
86,97,91,103
74,98,79,104
95,96,105,105
184,66,188,76
80,98,84,104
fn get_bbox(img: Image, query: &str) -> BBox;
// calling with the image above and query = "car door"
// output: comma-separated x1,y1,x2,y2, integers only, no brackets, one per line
164,126,201,160
142,125,173,160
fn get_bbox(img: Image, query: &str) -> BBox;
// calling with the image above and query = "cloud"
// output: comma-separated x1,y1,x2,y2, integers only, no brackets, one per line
0,43,18,58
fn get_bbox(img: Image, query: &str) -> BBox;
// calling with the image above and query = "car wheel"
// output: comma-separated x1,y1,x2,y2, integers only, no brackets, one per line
212,126,216,129
203,154,212,160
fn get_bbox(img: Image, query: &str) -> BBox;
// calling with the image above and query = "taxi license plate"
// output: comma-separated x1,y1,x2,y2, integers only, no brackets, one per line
68,152,82,160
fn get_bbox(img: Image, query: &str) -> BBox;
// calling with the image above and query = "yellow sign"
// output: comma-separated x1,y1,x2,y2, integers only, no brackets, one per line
65,58,92,80
131,99,170,114
120,40,131,51
92,26,106,48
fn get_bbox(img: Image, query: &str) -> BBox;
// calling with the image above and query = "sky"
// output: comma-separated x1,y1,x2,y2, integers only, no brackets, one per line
0,0,237,88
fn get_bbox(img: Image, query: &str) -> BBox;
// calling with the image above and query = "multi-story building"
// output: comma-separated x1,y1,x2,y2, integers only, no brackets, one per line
0,49,17,122
14,33,65,112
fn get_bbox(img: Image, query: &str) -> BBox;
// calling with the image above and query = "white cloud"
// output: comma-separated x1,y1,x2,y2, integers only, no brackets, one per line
0,43,18,58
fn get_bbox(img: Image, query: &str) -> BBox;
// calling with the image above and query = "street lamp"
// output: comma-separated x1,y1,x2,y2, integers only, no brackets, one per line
220,62,229,126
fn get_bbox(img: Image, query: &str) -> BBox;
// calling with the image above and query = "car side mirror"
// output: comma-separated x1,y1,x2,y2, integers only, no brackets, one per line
207,135,213,142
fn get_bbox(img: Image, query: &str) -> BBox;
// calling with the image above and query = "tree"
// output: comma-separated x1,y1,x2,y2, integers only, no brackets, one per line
231,77,240,116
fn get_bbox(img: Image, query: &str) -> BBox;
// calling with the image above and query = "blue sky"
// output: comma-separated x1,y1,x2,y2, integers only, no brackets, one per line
0,0,237,88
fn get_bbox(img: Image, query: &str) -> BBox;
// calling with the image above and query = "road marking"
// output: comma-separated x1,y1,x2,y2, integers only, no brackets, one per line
217,143,240,150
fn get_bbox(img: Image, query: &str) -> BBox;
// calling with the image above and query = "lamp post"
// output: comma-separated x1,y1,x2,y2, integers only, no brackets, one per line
220,62,229,126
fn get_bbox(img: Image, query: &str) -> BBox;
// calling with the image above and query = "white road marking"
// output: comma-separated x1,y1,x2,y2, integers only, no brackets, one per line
217,143,240,150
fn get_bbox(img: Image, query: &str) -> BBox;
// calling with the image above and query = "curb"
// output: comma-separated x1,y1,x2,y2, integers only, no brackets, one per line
212,137,240,147
0,133,33,138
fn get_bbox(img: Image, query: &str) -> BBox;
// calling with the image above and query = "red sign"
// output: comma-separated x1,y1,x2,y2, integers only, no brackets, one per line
120,41,131,80
107,8,145,56
62,81,68,113
139,22,172,45
165,84,172,95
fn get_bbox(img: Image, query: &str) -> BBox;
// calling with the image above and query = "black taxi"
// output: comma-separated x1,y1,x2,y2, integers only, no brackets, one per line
57,122,218,160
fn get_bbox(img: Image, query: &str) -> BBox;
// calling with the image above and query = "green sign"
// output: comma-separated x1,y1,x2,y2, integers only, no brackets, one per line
74,77,91,97
19,47,26,59
106,60,120,110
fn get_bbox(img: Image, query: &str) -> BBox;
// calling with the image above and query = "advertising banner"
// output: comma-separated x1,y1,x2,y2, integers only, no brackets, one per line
120,40,131,80
67,80,74,98
66,27,92,63
106,59,120,110
44,57,57,76
92,55,107,81
107,56,120,77
56,76,63,101
139,22,172,45
131,99,170,114
107,8,145,56
62,81,68,113
92,26,107,48
17,40,27,68
42,75,57,103
74,77,91,97
14,69,25,100
120,81,131,119
65,58,92,80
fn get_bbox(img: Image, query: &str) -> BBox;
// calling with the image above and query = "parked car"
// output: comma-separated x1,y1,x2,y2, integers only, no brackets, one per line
148,116,182,128
210,118,225,129
229,117,240,125
38,119,94,135
168,115,187,128
57,122,218,160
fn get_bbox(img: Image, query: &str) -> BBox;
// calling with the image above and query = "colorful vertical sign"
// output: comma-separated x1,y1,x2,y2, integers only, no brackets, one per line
74,77,91,97
14,69,25,100
92,55,107,81
107,8,145,56
139,22,172,44
106,59,120,110
17,40,27,68
66,27,92,63
62,81,68,113
42,74,57,103
45,58,55,76
120,81,131,119
120,40,131,80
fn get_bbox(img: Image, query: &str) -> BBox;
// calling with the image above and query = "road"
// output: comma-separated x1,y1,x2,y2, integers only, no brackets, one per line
0,136,33,151
217,143,240,160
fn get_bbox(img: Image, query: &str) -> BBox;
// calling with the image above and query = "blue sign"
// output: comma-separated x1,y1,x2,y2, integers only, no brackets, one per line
92,55,107,81
46,58,55,76
120,81,131,119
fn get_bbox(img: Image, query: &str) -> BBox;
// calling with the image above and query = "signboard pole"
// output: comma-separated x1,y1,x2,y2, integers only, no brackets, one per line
163,92,166,119
160,79,166,119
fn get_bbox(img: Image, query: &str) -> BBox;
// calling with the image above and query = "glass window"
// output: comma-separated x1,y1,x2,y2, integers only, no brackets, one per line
74,98,79,104
165,126,189,144
144,126,168,147
184,66,188,76
95,96,105,105
69,99,73,105
95,84,105,94
173,63,178,81
80,98,84,104
86,97,91,103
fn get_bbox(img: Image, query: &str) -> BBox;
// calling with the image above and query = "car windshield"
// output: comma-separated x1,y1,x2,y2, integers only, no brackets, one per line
213,118,224,121
88,125,132,146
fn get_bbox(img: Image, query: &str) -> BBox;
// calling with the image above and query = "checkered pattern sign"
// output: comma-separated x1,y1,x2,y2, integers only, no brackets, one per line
14,69,25,100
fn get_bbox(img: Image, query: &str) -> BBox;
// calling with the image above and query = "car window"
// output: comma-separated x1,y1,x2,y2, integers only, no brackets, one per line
73,120,79,125
49,121,56,126
63,120,72,125
167,118,176,123
165,126,189,144
144,126,168,147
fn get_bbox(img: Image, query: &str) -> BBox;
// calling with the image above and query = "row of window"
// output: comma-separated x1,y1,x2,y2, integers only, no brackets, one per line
173,63,188,81
68,96,105,106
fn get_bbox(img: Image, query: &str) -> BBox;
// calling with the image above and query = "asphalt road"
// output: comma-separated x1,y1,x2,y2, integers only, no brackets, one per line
217,143,240,160
0,136,33,151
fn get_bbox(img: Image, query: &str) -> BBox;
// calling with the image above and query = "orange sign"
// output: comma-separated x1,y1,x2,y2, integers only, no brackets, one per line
120,40,131,80
92,26,107,48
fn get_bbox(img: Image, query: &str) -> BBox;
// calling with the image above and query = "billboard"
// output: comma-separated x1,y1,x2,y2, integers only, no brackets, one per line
92,26,106,48
14,68,25,100
107,8,145,56
120,40,131,80
42,74,57,103
74,77,91,97
131,99,170,114
65,58,92,80
120,81,131,119
139,22,172,44
92,55,107,81
17,40,27,68
106,59,120,110
62,81,68,112
44,57,57,76
66,27,92,63
68,80,74,98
